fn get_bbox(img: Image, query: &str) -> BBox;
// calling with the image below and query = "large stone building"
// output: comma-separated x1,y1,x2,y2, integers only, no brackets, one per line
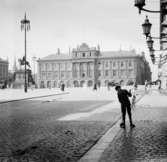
0,58,8,82
37,43,151,88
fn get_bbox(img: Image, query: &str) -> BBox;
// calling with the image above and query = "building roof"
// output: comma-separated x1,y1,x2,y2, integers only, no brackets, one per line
0,58,8,63
39,50,141,61
39,54,71,61
73,43,97,52
100,50,140,58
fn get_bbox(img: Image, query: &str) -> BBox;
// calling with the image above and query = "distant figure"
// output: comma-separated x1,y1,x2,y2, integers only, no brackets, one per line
134,81,138,89
115,85,135,128
158,82,161,91
93,84,97,91
145,80,148,92
131,83,137,109
61,83,65,91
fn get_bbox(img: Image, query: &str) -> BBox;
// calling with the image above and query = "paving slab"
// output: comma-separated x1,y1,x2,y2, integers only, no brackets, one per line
79,90,167,162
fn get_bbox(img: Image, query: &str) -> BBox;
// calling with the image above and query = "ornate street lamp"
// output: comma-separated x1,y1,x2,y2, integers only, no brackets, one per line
150,49,155,58
134,0,163,14
149,48,156,64
142,16,152,38
147,36,154,50
32,56,37,85
151,56,155,64
134,0,145,14
21,13,30,93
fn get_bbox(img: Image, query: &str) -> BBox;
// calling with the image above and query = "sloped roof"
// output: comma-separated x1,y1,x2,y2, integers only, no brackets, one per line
40,54,71,61
0,58,8,63
100,50,140,58
39,50,141,61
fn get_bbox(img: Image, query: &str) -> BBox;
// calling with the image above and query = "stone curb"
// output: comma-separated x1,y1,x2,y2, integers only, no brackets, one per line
0,92,69,104
78,92,146,162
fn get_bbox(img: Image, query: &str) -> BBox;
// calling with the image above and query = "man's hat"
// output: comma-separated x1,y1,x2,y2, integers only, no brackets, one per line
115,85,121,91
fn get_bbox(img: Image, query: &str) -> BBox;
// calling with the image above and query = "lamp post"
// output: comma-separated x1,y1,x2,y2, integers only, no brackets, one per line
136,1,167,67
32,56,37,85
134,0,166,14
147,36,154,50
21,13,30,93
142,16,152,38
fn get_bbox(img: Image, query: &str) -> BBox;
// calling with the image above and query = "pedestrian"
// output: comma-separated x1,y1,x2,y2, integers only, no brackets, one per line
62,83,65,91
115,85,135,128
158,82,161,92
131,83,137,109
93,84,97,91
144,80,148,92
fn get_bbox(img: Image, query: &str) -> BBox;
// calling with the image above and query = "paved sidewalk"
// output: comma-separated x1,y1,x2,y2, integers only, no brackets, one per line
79,90,167,162
0,88,69,103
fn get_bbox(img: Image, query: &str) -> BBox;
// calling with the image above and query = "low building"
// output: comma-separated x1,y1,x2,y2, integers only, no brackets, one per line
37,43,151,88
0,58,8,82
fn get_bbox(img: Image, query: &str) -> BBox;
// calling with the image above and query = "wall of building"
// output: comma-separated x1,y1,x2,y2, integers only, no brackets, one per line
37,45,151,88
0,59,8,81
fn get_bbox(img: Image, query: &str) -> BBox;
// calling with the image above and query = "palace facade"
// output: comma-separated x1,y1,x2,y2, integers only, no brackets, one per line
37,43,151,88
0,58,8,82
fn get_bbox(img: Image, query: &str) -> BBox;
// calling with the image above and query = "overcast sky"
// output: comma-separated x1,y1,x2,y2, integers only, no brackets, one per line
0,0,160,77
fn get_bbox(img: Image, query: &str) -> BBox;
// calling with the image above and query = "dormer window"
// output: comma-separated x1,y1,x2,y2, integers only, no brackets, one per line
83,53,85,57
129,61,132,67
121,62,124,67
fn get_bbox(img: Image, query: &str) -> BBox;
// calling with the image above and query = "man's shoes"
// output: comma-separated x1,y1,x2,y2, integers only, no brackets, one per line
130,123,135,128
120,123,125,128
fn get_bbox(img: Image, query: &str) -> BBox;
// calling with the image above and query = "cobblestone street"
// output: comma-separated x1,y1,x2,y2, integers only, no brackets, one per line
99,90,167,162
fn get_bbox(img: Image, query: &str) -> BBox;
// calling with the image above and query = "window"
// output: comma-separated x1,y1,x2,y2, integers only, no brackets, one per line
98,71,101,77
60,63,65,69
46,63,51,71
41,64,45,71
47,72,52,79
61,71,65,78
89,70,93,77
90,63,94,70
82,73,85,78
120,70,125,76
105,61,109,67
73,71,78,78
67,63,71,69
121,62,124,67
52,63,54,71
113,62,116,67
53,72,58,79
46,63,49,71
105,70,109,77
75,53,77,57
67,71,71,78
129,61,132,67
89,52,91,57
41,72,46,80
128,69,133,76
113,70,116,76
83,53,85,57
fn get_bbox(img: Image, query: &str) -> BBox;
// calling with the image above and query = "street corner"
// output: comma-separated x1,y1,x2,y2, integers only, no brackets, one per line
98,120,167,162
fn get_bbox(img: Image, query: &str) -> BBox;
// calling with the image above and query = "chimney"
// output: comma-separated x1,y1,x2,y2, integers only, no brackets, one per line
57,48,60,55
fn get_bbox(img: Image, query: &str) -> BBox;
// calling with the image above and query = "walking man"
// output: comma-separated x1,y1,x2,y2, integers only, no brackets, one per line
115,85,135,128
131,83,137,109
